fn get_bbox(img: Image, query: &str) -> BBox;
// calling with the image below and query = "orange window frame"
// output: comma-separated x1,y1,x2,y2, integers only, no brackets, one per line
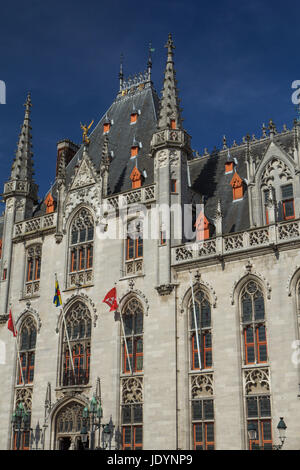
171,119,176,129
193,423,203,449
126,237,135,260
79,249,85,271
87,247,93,269
136,237,143,258
13,431,30,451
256,325,267,363
71,250,77,272
103,123,110,133
131,146,139,158
123,339,133,374
134,338,143,373
244,327,255,364
27,352,35,383
171,179,177,193
86,347,90,380
205,423,214,449
18,353,27,385
283,199,295,220
261,419,273,448
203,333,212,369
130,113,138,124
34,258,41,280
133,426,143,450
27,259,33,282
122,427,132,450
192,334,200,370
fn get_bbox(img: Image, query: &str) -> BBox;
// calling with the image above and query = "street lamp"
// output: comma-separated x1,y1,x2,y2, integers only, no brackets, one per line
80,395,103,450
247,417,287,450
101,416,114,450
11,402,30,450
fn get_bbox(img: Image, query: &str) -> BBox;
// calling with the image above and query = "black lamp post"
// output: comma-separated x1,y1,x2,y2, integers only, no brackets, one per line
101,416,114,450
11,403,30,450
248,417,287,450
81,395,102,450
30,422,44,450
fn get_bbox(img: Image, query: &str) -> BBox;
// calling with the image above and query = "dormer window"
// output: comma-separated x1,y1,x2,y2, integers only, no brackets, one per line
131,146,139,158
230,172,244,201
130,113,138,124
171,119,176,129
225,162,234,174
195,212,210,241
103,123,111,134
130,166,142,189
45,193,55,214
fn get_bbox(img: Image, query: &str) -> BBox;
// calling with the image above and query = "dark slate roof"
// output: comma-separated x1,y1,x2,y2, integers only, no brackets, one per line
65,84,160,195
188,131,295,235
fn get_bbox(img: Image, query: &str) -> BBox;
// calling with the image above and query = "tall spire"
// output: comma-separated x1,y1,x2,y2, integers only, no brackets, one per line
10,92,35,182
157,33,183,130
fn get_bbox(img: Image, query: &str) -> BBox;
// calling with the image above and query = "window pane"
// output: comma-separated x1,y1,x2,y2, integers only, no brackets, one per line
123,427,131,445
87,227,94,241
242,295,252,322
262,420,272,441
246,327,254,343
203,400,214,420
29,328,36,349
79,229,86,243
254,295,265,320
201,302,211,328
124,316,133,335
135,312,143,334
284,200,294,218
134,426,143,444
122,406,131,424
194,424,202,443
133,405,143,423
190,304,200,329
192,401,202,420
71,230,78,245
206,422,214,442
205,350,213,368
21,331,29,350
281,184,293,199
247,398,258,418
259,397,271,417
259,344,267,362
257,325,266,342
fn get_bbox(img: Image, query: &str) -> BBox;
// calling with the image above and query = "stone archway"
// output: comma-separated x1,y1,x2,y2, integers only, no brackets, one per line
54,401,88,450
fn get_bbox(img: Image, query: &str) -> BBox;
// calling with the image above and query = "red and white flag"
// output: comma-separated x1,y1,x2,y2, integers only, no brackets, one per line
103,287,118,312
7,309,17,337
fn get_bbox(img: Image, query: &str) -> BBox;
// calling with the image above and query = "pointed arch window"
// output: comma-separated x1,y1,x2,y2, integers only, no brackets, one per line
189,290,212,370
61,302,91,387
17,317,37,385
69,209,94,287
241,281,268,365
125,219,143,276
121,298,144,374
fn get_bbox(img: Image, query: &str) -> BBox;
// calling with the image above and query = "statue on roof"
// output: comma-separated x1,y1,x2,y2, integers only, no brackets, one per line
80,120,94,144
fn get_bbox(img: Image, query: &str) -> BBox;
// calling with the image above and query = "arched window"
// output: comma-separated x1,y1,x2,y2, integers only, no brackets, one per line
241,281,267,365
61,302,91,387
25,245,41,297
68,208,94,287
121,298,143,374
17,317,37,385
12,388,32,450
189,290,212,370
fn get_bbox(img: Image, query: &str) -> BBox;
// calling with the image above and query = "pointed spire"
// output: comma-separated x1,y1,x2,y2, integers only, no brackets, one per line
157,33,183,130
101,135,111,197
119,53,124,91
57,149,66,183
10,92,34,182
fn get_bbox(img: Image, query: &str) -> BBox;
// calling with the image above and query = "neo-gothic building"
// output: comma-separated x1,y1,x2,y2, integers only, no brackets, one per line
0,33,300,450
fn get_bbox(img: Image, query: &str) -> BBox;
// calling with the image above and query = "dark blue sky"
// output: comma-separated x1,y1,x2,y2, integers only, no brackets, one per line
1,0,300,213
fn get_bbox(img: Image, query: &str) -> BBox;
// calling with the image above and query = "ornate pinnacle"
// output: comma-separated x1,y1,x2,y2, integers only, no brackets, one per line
165,33,175,62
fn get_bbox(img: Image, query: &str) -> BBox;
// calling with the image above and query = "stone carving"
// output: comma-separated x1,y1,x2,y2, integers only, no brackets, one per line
261,158,293,186
118,290,149,316
15,387,33,410
191,374,214,398
230,268,271,305
121,377,143,404
56,293,98,331
70,158,97,190
154,150,168,169
278,221,300,240
155,284,176,296
16,302,42,332
244,368,270,394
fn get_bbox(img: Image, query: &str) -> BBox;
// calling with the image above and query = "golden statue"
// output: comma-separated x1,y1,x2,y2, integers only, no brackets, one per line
80,120,94,144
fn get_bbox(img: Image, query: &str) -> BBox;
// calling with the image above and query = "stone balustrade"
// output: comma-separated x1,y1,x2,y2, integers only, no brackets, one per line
106,184,156,212
172,219,300,266
14,213,57,238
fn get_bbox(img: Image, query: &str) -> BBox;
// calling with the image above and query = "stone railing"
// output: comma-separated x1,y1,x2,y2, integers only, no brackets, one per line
68,269,93,288
151,129,191,149
105,184,156,212
172,219,300,266
124,259,143,277
14,213,57,238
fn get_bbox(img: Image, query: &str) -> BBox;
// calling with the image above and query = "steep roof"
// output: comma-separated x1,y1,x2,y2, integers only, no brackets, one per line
65,83,160,195
188,129,295,235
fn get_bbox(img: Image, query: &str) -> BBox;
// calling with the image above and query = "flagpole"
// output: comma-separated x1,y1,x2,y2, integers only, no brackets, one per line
55,274,76,383
10,305,25,387
189,272,202,370
115,283,132,375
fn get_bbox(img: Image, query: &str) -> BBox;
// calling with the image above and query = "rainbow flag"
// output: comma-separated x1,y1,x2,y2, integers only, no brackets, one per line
53,279,62,307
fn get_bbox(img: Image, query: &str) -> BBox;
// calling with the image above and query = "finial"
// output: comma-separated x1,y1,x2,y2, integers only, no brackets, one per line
268,119,276,138
165,33,175,62
119,53,124,91
262,123,267,138
24,91,32,119
223,135,227,149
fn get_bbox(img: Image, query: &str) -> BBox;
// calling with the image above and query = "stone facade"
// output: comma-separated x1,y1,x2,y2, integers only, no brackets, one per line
0,35,300,450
